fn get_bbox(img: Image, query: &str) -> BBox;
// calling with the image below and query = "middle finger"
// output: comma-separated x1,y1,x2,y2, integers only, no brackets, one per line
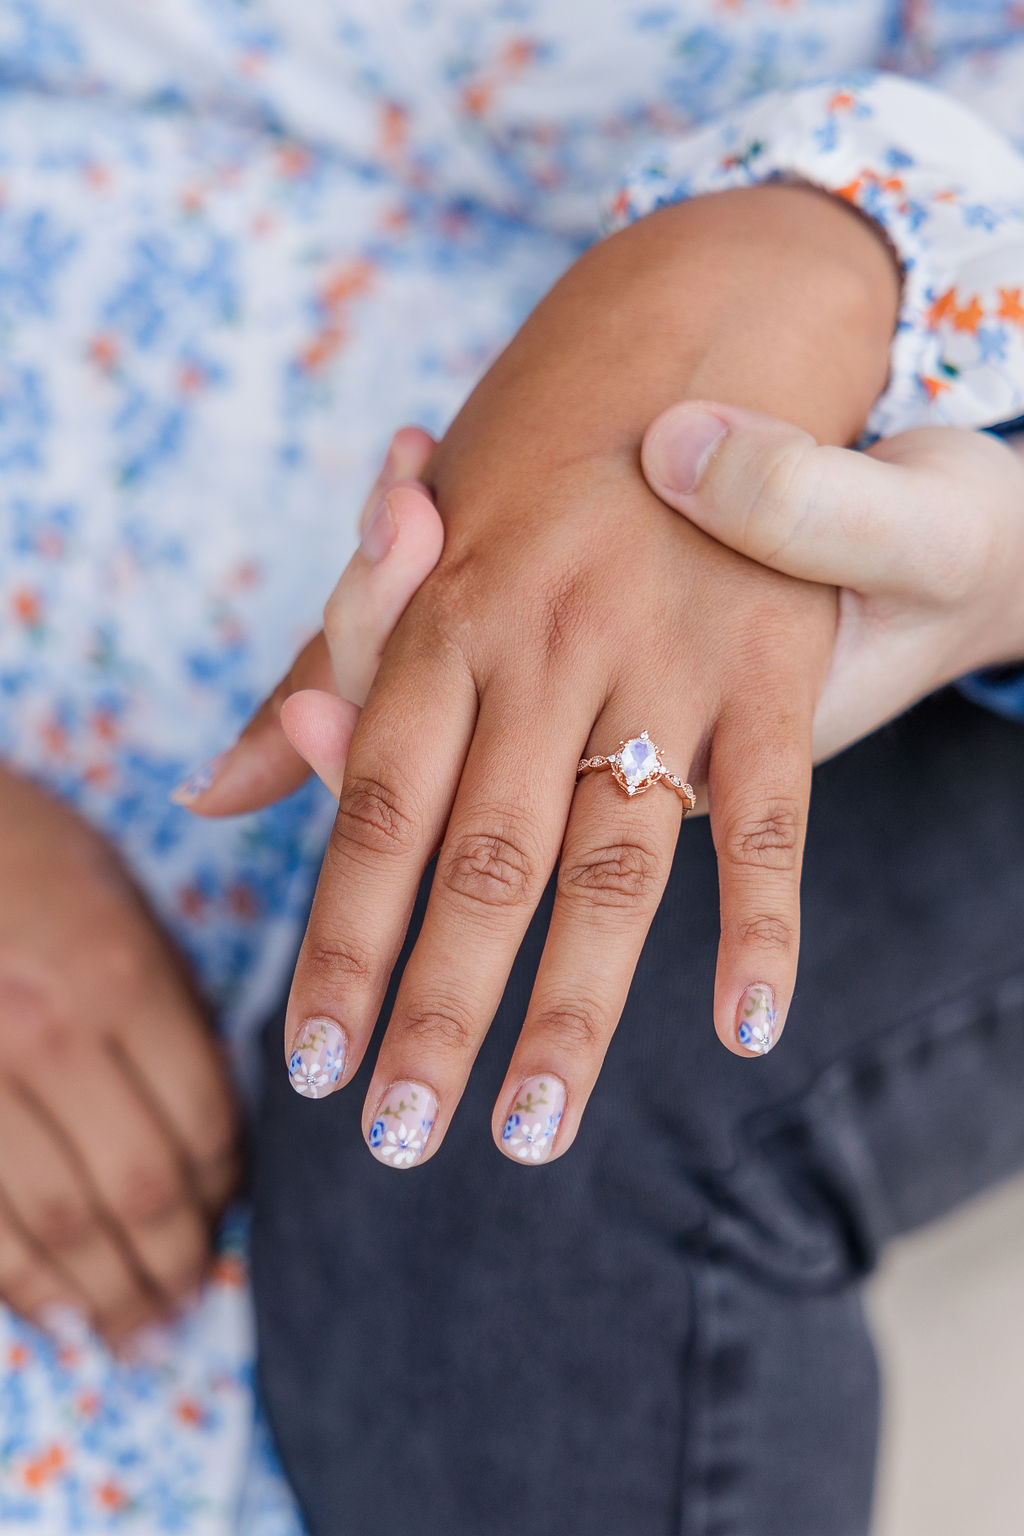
358,682,601,1166
492,710,695,1164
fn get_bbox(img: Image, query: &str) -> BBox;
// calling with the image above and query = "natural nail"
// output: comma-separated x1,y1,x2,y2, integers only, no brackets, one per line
647,408,727,495
170,753,227,805
736,984,779,1056
500,1075,566,1164
358,496,396,563
288,1018,348,1099
367,1081,437,1168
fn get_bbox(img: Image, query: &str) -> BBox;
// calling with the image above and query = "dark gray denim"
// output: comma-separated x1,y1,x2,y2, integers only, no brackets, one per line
252,689,1024,1536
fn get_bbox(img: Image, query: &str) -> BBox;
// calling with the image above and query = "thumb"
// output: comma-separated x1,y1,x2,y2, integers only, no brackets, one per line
279,689,354,800
641,401,982,598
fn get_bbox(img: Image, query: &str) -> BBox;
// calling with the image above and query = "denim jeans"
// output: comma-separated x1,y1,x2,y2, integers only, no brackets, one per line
252,689,1024,1536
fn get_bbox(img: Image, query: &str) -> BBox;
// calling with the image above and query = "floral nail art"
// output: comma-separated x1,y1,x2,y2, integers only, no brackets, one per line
288,1018,347,1098
368,1082,437,1168
737,985,778,1056
170,754,226,805
501,1076,566,1164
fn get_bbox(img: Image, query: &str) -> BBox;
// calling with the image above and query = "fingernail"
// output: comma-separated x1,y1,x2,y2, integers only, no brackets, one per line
647,409,727,495
736,984,779,1056
170,753,227,805
358,495,396,563
288,1018,348,1098
500,1075,566,1164
367,1081,437,1168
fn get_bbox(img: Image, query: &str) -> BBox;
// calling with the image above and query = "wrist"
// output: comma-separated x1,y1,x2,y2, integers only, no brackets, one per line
430,184,901,507
524,185,898,449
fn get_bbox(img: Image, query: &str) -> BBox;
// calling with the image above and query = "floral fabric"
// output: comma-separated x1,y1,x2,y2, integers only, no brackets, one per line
1,2,1024,1530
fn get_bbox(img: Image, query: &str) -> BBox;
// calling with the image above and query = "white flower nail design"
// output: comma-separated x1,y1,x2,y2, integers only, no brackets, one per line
368,1082,437,1169
500,1076,566,1165
288,1018,347,1099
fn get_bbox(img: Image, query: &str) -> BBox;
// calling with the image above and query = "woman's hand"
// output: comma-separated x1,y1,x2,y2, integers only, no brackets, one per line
640,406,1024,753
265,185,902,1167
0,768,239,1343
187,183,901,1165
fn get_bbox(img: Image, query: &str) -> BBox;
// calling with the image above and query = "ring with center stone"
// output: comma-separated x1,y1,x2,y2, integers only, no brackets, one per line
577,731,696,813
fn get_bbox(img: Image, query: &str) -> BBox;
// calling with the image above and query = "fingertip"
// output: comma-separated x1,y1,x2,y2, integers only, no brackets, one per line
715,981,787,1059
279,690,358,798
386,482,446,562
387,425,437,481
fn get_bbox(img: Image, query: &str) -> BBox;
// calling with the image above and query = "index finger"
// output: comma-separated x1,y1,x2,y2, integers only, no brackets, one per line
284,637,476,1098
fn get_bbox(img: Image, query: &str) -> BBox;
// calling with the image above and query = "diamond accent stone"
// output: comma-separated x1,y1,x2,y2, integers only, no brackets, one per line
617,735,660,787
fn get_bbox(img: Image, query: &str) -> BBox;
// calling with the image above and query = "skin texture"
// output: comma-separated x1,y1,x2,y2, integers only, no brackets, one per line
188,194,1024,1167
271,184,900,1159
0,768,239,1341
640,405,1024,749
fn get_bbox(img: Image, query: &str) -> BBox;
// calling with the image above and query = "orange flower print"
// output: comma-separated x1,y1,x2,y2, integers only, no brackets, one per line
920,374,952,402
212,1252,246,1288
175,1398,205,1428
927,286,958,329
12,589,43,632
952,295,984,334
87,333,119,373
96,1480,130,1511
23,1444,67,1489
997,288,1024,331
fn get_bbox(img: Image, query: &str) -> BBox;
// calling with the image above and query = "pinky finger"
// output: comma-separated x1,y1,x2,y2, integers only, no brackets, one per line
708,706,813,1058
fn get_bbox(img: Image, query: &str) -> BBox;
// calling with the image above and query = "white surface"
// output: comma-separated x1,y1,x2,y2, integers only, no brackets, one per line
867,1171,1024,1536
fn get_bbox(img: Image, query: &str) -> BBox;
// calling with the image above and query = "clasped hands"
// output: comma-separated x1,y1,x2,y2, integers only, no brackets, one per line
185,186,1024,1169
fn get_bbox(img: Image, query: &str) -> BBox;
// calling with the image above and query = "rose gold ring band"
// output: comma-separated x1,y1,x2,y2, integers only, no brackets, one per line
576,731,695,814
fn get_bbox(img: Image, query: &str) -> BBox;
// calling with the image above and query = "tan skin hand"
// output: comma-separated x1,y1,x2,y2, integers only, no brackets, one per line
0,767,240,1342
276,186,899,1162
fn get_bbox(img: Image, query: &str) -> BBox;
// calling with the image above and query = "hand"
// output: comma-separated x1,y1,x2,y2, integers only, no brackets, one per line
270,186,900,1166
0,768,240,1343
639,405,1024,752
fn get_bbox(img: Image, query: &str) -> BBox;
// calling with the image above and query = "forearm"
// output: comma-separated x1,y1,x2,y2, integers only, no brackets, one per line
434,184,900,496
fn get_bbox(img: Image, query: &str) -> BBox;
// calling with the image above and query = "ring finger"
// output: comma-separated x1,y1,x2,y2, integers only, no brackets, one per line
491,708,696,1164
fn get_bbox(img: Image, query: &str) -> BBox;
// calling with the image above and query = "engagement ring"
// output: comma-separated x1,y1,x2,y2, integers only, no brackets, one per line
577,732,695,812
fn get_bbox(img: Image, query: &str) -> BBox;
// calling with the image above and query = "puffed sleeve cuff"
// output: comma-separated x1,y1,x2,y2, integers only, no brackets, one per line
605,71,1024,442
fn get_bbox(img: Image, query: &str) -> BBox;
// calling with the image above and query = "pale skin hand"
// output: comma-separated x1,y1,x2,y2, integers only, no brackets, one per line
640,406,1024,746
185,186,901,1163
0,768,240,1342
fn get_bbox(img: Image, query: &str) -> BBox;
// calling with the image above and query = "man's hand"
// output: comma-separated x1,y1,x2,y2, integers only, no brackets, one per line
0,768,239,1343
640,404,1024,752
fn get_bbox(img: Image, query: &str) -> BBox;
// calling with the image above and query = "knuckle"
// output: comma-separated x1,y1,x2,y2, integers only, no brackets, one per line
0,962,59,1039
302,936,375,990
531,1005,604,1052
115,1166,186,1230
439,828,536,911
0,1252,43,1300
31,1194,96,1253
751,442,817,559
736,912,797,953
721,800,802,873
334,774,419,859
90,931,150,995
398,998,477,1053
558,839,661,909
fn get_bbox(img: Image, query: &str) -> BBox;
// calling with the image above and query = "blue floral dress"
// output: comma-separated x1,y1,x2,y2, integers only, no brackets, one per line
2,1,1024,1529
